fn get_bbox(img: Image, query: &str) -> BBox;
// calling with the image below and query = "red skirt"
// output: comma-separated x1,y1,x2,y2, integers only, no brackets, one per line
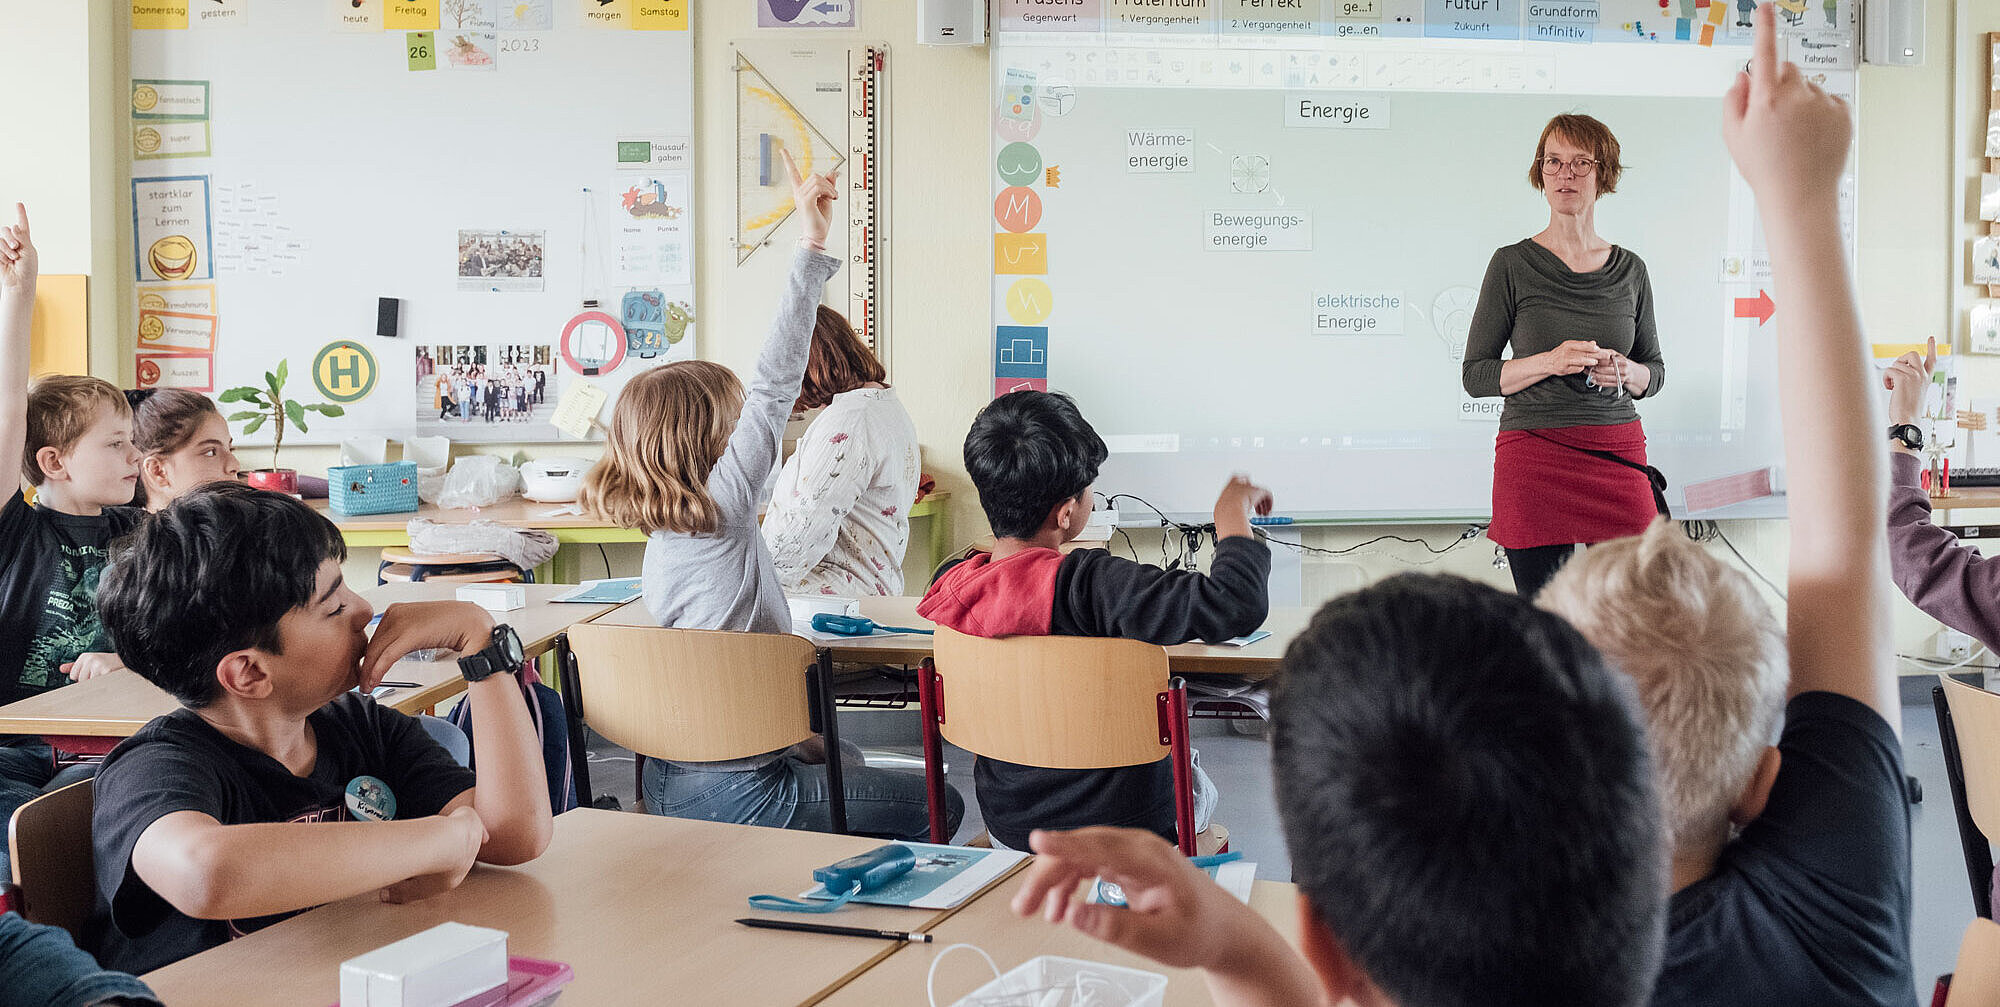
1489,420,1657,549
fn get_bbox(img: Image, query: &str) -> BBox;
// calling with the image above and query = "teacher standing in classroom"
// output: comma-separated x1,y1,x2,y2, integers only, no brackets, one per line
1462,113,1667,598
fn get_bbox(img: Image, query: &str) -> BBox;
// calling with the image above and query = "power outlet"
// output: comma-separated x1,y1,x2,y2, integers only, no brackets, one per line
1933,628,1974,662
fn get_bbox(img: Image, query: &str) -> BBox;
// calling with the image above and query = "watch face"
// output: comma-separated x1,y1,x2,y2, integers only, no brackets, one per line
499,627,525,665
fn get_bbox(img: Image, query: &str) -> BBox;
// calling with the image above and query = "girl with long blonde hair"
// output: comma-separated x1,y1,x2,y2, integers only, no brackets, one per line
579,151,959,842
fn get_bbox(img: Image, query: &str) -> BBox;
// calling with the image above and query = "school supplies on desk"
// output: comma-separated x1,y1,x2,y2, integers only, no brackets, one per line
810,613,934,637
755,842,1027,912
1221,630,1271,648
551,577,642,604
734,918,933,943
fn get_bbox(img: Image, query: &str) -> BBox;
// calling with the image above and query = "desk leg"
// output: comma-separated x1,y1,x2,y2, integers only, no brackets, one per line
812,649,850,836
556,633,593,808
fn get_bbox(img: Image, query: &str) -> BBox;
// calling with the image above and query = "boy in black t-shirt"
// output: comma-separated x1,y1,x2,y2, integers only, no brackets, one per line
89,483,553,973
917,391,1271,850
1536,9,1913,1004
0,204,144,863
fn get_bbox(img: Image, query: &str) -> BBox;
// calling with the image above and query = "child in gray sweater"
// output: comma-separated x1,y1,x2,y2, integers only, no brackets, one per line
579,152,959,841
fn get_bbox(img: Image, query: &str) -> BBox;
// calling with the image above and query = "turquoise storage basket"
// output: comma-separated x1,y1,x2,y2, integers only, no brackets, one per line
327,461,420,515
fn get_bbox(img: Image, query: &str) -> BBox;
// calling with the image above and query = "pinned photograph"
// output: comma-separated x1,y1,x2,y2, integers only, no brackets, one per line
457,229,544,291
1989,110,2000,158
1974,301,2000,356
416,342,557,441
1983,174,2000,223
1976,235,2000,285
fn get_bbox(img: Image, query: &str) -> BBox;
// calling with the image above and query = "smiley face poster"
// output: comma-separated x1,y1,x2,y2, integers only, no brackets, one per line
132,175,214,282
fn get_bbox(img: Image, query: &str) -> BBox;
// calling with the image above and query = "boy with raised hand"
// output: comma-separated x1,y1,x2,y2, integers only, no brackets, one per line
0,203,144,863
1011,574,1666,1007
917,389,1271,850
1539,6,1911,1003
88,483,553,973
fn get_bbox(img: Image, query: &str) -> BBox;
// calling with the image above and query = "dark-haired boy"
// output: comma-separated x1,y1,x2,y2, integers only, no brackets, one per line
917,390,1271,850
89,482,552,973
1011,574,1667,1007
0,203,144,864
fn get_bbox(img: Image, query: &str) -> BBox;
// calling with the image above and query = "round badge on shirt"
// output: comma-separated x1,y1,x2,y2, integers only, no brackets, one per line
345,775,397,822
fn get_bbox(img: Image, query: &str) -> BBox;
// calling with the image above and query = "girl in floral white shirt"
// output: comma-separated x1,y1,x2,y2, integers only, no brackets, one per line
763,307,919,597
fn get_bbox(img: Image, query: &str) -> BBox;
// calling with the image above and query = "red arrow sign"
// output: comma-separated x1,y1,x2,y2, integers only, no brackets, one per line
1734,290,1775,326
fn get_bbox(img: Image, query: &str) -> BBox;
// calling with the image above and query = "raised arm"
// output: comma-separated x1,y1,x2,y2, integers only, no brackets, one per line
1,203,38,492
1725,4,1894,724
713,151,842,511
1880,341,2000,647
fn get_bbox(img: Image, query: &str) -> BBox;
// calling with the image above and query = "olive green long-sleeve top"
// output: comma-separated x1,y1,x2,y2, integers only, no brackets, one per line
1461,239,1666,432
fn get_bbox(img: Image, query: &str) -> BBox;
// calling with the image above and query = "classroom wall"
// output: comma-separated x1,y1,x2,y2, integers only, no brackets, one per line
40,1,1993,665
0,0,122,371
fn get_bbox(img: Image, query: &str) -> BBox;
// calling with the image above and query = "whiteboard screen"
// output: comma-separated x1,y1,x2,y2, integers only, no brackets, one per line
991,43,1856,521
129,8,695,448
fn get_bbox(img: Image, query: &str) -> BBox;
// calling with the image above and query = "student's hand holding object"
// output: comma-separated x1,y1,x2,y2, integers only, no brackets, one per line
783,147,840,250
1012,828,1326,1007
0,203,35,292
61,652,127,682
379,805,488,904
359,600,498,691
1883,336,1937,433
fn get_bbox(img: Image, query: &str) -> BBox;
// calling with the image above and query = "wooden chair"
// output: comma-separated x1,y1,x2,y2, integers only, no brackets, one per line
376,547,532,585
5,779,95,937
1937,676,2000,918
1946,917,2000,1007
918,627,1201,855
559,624,848,834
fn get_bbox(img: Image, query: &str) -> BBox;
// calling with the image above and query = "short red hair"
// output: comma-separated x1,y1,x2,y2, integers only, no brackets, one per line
1529,113,1624,194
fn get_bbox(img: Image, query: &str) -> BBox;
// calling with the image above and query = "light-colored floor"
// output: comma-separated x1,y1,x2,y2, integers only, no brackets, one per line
585,697,1984,1000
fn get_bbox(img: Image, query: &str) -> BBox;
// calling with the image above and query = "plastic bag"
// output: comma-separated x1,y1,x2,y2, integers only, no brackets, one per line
434,455,522,510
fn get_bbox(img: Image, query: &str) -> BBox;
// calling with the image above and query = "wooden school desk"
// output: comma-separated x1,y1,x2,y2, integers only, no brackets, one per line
0,583,622,739
1926,487,2000,537
589,594,1309,679
140,809,1024,1007
819,867,1304,1007
313,492,953,585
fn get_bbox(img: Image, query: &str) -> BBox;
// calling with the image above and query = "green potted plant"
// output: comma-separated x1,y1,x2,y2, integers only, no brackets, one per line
221,360,345,495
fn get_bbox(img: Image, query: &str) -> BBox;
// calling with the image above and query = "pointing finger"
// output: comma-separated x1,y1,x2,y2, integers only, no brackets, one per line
1750,4,1778,93
780,146,803,187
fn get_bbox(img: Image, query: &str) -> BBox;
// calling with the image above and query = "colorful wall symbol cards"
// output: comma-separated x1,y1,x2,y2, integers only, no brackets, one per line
133,175,214,282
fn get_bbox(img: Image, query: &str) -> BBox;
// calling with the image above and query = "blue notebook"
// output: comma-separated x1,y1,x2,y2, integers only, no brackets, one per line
793,843,1027,910
552,577,643,604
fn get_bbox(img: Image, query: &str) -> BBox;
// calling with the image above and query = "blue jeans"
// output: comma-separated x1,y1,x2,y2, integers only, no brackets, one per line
0,744,98,867
642,756,962,843
0,911,158,1007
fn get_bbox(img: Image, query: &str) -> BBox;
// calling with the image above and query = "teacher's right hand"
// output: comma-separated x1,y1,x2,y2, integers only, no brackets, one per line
1534,339,1601,378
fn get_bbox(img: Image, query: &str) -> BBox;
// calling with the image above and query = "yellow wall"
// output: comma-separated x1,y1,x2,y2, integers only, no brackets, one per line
14,1,1999,662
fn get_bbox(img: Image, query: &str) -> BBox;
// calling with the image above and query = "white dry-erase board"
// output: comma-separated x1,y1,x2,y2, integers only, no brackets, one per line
127,4,695,447
988,7,1860,522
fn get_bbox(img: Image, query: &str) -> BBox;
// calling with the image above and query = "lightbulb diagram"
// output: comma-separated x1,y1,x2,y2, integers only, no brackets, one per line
1230,154,1270,194
1431,286,1477,362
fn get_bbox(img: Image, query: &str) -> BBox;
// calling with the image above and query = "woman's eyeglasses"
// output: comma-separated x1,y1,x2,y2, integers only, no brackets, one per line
1540,155,1599,177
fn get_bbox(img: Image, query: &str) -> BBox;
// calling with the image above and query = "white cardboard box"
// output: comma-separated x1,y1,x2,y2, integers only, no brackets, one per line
339,922,507,1007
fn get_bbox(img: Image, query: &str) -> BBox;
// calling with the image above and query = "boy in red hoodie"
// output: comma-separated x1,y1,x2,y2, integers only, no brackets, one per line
918,390,1272,850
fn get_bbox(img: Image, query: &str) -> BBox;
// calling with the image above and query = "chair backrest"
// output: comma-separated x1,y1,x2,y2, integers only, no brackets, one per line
1946,917,2000,1007
7,778,95,937
931,627,1172,769
564,623,817,763
1942,677,2000,848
